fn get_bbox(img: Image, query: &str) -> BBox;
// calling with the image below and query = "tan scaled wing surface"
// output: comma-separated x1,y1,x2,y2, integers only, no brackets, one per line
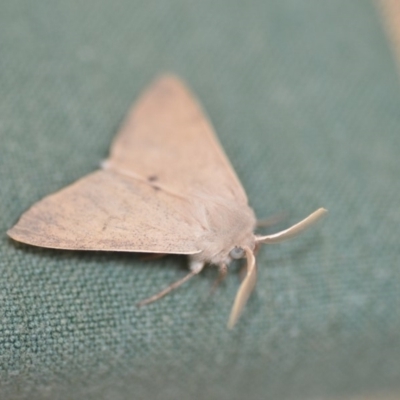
8,170,204,253
105,74,248,204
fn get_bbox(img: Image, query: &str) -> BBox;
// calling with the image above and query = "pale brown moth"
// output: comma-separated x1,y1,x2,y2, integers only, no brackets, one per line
8,75,327,328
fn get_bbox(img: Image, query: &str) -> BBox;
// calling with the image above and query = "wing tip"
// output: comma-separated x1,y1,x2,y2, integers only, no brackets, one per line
154,72,185,84
7,225,36,247
7,225,19,241
151,73,190,95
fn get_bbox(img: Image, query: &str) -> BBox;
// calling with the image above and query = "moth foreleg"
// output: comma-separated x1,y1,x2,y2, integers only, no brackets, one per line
137,261,204,307
210,263,228,294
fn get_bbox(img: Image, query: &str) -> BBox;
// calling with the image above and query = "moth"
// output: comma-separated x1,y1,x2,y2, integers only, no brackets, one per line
8,75,327,328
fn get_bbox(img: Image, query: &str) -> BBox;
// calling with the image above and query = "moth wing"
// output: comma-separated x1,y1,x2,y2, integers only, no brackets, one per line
7,170,203,254
105,74,248,204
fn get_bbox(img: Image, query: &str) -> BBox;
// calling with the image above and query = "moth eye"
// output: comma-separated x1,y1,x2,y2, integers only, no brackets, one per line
230,246,245,259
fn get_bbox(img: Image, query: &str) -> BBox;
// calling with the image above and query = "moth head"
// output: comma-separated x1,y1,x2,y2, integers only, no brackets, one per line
229,246,245,260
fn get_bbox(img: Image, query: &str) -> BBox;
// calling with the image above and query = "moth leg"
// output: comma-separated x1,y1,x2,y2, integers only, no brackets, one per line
210,263,228,294
189,260,205,274
137,261,205,307
239,264,246,281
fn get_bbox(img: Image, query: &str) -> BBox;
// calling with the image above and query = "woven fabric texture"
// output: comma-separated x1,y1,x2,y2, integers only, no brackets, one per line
1,1,400,399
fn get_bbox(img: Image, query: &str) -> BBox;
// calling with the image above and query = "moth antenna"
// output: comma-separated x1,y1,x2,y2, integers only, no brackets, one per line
255,208,327,244
256,211,288,228
227,247,257,329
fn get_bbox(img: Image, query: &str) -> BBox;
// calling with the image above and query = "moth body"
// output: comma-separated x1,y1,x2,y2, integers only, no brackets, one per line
7,74,327,328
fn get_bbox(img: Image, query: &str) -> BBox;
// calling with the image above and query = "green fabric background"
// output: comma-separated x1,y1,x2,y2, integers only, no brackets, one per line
1,0,400,399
